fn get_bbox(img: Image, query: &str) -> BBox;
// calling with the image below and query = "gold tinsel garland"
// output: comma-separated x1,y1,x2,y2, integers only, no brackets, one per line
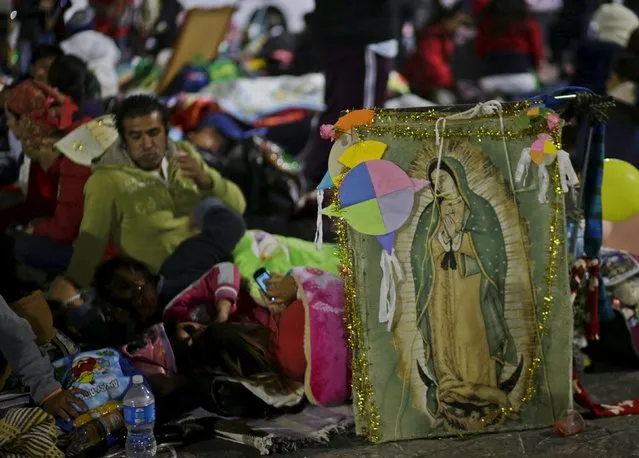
476,159,563,427
353,102,544,141
336,107,563,441
335,216,381,443
372,101,532,122
355,125,547,141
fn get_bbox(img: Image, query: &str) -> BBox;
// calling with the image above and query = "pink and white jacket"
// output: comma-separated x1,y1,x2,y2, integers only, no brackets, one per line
162,262,241,323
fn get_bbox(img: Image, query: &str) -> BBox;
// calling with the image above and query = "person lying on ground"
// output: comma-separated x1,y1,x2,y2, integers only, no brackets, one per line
119,320,304,417
0,294,88,420
93,234,350,406
48,94,247,311
185,113,332,241
91,196,339,334
185,112,305,218
59,6,121,100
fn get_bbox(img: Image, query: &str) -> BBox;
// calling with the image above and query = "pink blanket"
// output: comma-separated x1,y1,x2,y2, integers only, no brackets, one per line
293,267,351,406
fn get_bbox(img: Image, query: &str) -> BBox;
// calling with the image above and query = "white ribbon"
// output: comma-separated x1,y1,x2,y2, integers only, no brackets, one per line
433,101,516,196
434,100,503,147
538,163,550,203
557,149,580,194
314,189,324,250
520,148,579,203
515,147,532,185
378,249,404,332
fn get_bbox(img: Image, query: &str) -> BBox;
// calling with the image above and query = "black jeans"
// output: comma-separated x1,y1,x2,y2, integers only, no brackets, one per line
158,198,246,306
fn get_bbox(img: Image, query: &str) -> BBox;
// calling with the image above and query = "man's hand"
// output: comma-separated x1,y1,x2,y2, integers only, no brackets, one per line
215,299,233,323
175,151,212,190
265,274,297,309
49,277,81,306
25,218,43,235
41,388,89,420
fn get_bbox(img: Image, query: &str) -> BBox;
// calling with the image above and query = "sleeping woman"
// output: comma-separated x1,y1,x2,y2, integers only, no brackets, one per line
95,253,351,408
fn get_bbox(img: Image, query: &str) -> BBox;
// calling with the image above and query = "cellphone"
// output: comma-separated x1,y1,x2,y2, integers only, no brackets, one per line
253,268,272,298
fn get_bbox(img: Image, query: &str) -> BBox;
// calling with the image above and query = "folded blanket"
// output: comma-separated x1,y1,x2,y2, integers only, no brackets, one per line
177,404,354,456
0,407,63,458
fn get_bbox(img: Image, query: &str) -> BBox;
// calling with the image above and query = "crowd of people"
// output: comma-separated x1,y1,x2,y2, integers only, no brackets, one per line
0,0,349,426
0,0,636,445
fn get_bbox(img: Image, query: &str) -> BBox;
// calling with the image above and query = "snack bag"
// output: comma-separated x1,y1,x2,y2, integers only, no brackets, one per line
54,348,141,411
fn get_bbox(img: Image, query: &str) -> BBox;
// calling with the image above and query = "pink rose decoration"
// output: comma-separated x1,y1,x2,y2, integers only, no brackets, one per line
319,124,336,141
547,113,561,130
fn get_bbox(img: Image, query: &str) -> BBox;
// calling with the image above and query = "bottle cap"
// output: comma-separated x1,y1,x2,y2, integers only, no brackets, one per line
132,375,143,384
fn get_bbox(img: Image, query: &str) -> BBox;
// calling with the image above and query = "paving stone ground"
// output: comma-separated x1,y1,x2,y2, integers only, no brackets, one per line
177,371,639,457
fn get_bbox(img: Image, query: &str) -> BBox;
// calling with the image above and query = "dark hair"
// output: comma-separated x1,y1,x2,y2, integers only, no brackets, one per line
47,54,91,105
31,45,63,66
483,0,529,33
94,257,159,313
614,54,639,83
628,27,639,55
114,94,170,137
170,321,296,395
428,1,465,27
623,0,639,14
612,55,639,121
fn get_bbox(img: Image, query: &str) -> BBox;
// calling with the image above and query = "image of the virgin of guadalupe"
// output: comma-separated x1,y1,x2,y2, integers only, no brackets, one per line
411,157,524,430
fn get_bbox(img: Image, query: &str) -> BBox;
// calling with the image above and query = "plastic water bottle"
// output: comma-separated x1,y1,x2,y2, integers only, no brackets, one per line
123,375,157,457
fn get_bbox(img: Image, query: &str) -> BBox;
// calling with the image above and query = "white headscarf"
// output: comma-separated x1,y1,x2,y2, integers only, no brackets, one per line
591,3,639,47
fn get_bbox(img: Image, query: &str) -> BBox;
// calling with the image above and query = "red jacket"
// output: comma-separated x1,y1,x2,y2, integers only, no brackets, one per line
0,155,118,259
475,16,544,70
0,161,55,232
472,0,491,15
91,0,133,39
32,156,92,244
0,156,89,244
402,24,455,94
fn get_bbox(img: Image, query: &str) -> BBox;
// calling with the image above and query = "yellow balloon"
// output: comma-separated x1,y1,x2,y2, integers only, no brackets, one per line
602,159,639,222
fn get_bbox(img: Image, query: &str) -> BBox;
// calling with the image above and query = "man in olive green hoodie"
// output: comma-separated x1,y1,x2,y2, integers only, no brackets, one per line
51,95,247,308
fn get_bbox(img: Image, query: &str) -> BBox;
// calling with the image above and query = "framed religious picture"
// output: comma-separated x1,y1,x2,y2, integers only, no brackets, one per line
157,7,235,94
319,103,575,442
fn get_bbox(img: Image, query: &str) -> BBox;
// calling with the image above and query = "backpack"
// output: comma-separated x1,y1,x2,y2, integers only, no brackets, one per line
202,136,303,217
